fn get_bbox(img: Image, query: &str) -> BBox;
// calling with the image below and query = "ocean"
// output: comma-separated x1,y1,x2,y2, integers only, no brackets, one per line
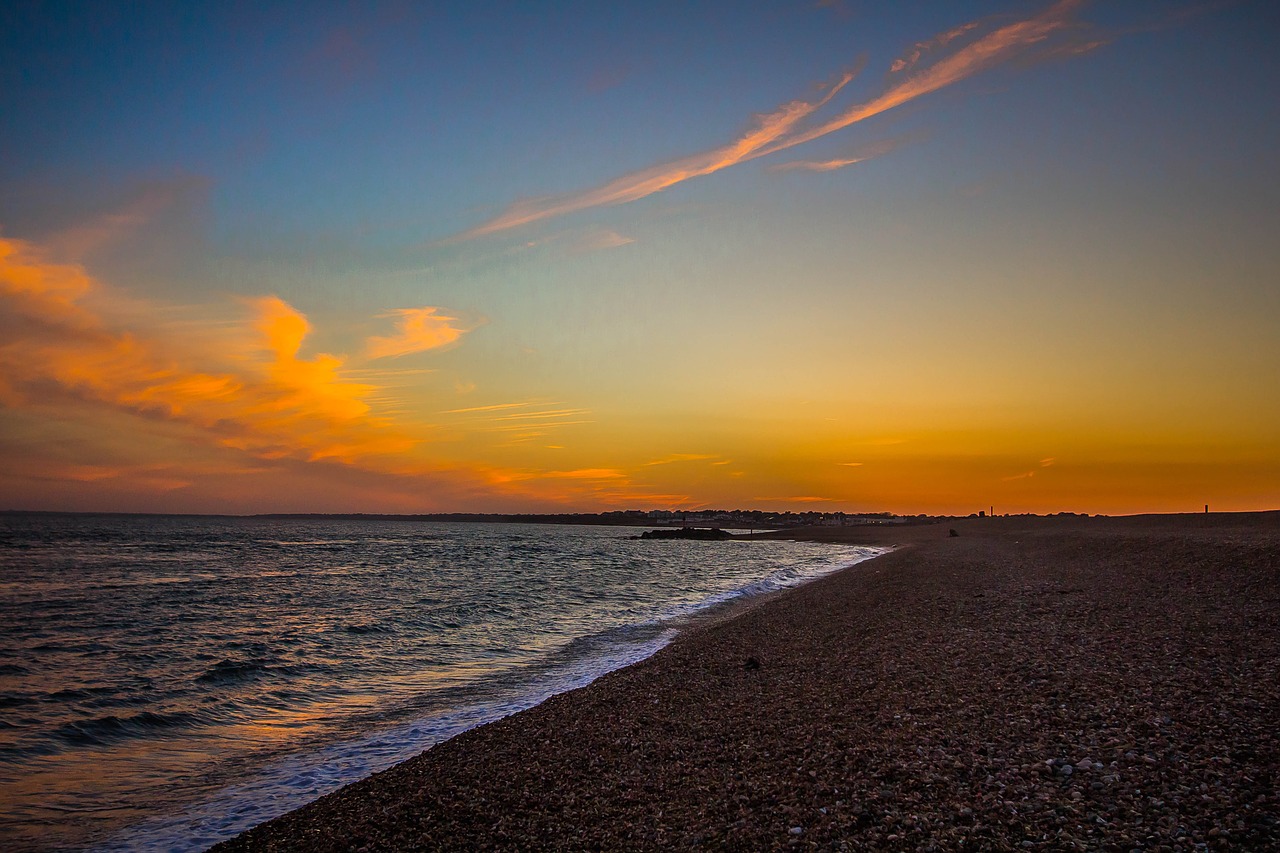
0,514,885,851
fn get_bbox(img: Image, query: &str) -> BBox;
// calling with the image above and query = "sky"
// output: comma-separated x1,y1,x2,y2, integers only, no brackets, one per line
1,0,1278,516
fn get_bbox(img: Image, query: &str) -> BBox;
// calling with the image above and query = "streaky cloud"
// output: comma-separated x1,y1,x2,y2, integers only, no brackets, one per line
448,0,1092,241
771,133,917,173
890,21,981,74
440,401,560,415
449,66,861,241
644,453,718,466
753,0,1087,158
771,155,870,173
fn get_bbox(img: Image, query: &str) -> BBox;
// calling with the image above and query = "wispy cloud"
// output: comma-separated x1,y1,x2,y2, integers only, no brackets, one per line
451,67,861,241
1004,458,1056,481
544,468,626,480
753,0,1087,156
365,306,472,360
890,22,981,74
438,400,594,439
45,176,210,260
492,408,590,421
487,421,594,432
771,155,870,173
644,453,718,466
569,227,635,254
450,0,1092,241
440,401,560,415
754,495,835,503
771,134,917,173
515,226,636,255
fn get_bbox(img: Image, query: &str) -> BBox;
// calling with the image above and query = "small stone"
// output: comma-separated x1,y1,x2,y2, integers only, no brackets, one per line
1059,765,1074,776
790,826,804,836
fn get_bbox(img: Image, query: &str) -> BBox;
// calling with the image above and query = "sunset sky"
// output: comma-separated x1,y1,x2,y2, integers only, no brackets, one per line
2,0,1277,515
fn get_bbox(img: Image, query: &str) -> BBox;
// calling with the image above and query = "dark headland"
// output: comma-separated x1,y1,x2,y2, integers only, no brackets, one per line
214,512,1280,851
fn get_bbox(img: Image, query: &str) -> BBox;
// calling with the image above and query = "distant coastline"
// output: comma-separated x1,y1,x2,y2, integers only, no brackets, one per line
0,507,1099,528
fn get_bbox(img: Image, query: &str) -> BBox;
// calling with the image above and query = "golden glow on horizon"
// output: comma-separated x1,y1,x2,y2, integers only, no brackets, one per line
8,224,1270,515
12,213,1270,515
1,2,1276,517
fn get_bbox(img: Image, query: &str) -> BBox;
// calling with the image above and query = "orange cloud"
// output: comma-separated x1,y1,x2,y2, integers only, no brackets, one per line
440,401,559,414
645,453,718,466
756,0,1085,157
890,21,982,74
771,155,871,173
0,238,417,467
365,306,471,360
451,0,1090,241
545,468,627,480
0,238,694,512
754,495,835,503
771,134,915,173
439,402,595,436
492,408,591,421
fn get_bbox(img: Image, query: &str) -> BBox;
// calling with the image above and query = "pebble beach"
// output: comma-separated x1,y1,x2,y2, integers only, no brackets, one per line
215,513,1280,851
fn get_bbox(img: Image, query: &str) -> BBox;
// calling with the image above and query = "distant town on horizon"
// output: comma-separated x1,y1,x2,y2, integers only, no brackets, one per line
6,506,1260,528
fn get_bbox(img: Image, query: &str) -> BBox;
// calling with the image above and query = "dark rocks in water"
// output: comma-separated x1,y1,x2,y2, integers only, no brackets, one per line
949,528,960,537
639,527,735,541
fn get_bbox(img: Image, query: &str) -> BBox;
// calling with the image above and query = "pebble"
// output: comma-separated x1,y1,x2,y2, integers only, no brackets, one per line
213,523,1280,853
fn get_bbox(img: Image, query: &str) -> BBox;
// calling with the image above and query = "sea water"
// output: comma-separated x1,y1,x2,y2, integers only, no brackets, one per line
0,514,884,851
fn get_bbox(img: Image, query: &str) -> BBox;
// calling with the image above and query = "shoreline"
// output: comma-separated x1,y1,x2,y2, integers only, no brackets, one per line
95,532,886,852
215,513,1280,850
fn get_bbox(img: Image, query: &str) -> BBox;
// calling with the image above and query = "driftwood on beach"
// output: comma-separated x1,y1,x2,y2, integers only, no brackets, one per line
216,513,1280,851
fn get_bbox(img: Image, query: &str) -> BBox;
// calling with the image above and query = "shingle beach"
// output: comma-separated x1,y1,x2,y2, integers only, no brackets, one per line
215,513,1280,851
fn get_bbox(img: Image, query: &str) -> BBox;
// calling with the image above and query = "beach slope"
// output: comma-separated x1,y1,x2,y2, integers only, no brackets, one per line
215,514,1279,850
